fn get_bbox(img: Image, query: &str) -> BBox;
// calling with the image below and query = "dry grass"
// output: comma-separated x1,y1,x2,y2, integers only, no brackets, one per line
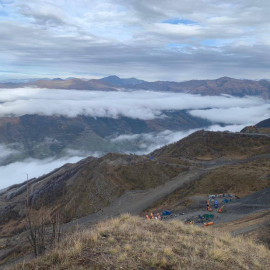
152,130,270,160
242,126,270,135
10,215,270,270
189,159,270,197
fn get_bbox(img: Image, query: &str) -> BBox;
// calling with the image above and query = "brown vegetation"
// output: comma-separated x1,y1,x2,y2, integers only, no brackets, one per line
152,130,270,160
10,215,270,270
242,126,270,135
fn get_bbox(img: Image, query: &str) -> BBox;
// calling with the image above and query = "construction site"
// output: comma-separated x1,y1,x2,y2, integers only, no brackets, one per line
144,187,270,236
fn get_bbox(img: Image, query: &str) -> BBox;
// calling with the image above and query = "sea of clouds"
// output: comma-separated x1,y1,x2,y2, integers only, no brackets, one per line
0,88,269,189
0,88,269,123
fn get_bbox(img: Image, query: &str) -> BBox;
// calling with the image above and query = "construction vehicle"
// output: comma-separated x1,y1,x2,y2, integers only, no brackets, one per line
203,214,214,220
203,221,214,227
217,205,225,213
206,200,213,212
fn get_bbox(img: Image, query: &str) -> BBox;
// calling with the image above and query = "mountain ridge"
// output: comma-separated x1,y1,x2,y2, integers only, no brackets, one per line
1,76,270,98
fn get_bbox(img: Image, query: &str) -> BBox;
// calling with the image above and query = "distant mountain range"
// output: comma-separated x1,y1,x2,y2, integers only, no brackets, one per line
1,76,270,99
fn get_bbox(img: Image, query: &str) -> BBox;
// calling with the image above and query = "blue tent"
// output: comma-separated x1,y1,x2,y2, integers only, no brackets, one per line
162,210,171,216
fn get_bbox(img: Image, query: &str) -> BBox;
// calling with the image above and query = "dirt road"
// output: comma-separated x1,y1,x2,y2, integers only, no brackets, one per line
66,167,207,229
65,154,270,230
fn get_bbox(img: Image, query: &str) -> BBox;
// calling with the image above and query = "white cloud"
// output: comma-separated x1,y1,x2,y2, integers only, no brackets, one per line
0,88,268,124
111,124,248,155
206,124,247,132
111,129,198,154
0,144,19,162
1,1,270,80
189,104,270,124
151,23,202,37
0,87,269,189
0,155,88,189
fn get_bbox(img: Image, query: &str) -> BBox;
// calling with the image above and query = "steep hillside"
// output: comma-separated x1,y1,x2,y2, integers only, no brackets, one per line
152,130,270,160
10,215,270,270
0,153,187,236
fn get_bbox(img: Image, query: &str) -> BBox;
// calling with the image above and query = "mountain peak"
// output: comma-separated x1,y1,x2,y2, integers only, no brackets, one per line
216,76,234,81
100,75,144,86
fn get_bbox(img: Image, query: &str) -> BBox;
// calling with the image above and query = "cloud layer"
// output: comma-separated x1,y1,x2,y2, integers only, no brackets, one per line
0,88,269,124
0,156,85,190
0,1,270,80
0,87,269,189
0,124,247,189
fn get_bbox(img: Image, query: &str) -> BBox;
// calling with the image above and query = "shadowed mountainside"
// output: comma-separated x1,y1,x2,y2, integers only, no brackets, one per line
0,112,210,164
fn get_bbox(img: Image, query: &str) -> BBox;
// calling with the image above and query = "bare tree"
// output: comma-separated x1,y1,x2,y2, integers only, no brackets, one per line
25,178,62,257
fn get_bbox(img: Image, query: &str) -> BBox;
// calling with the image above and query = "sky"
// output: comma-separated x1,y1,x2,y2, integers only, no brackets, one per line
0,0,270,81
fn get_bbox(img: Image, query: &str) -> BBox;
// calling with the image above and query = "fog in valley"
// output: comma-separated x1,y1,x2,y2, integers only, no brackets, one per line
0,88,269,189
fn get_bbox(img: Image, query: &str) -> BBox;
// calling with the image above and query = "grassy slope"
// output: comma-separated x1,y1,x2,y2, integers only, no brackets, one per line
241,126,270,135
152,130,270,160
145,158,270,212
10,215,270,270
60,154,186,220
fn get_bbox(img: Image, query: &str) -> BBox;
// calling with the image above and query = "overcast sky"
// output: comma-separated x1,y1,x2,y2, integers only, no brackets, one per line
0,0,270,81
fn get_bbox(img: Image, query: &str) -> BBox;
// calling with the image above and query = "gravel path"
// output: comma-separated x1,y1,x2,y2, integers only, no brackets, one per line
65,153,270,230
